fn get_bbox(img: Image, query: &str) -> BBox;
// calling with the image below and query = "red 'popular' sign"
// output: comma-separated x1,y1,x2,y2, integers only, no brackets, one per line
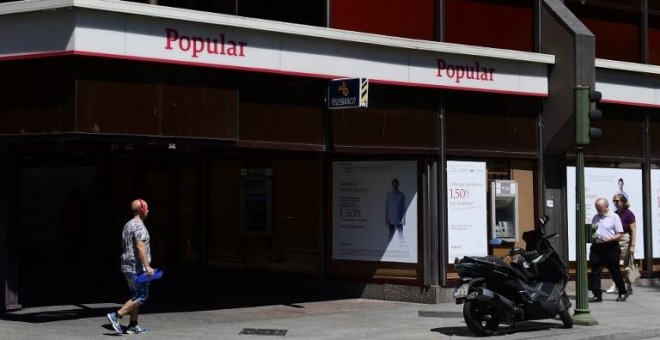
164,28,247,59
436,59,494,84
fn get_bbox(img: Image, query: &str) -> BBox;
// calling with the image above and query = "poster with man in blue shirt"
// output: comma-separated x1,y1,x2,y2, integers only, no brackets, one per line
385,178,406,244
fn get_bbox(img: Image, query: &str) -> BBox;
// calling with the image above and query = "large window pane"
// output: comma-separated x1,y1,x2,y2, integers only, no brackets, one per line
445,0,533,51
565,0,642,62
238,0,325,26
650,2,660,65
445,92,538,157
331,0,434,40
332,85,439,151
583,103,644,160
0,59,74,134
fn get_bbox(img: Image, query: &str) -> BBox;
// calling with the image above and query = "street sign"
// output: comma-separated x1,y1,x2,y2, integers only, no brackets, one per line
328,78,368,109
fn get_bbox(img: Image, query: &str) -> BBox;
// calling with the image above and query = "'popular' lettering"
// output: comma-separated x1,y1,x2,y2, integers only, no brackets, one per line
165,28,247,59
436,59,494,83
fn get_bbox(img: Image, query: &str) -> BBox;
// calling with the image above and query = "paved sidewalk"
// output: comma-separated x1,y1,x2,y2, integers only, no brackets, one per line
2,284,660,339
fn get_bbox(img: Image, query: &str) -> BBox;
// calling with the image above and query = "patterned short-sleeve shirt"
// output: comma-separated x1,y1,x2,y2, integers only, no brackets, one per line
120,219,151,274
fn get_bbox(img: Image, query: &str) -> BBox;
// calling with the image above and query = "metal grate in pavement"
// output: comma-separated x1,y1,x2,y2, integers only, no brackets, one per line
239,328,288,336
418,311,463,318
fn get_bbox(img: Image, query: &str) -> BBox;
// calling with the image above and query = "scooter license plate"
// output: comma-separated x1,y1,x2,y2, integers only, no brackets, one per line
453,283,469,299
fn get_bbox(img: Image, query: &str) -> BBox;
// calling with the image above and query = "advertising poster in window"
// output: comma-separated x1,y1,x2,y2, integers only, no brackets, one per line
239,168,272,235
332,161,418,263
651,170,660,258
447,161,488,263
567,167,644,261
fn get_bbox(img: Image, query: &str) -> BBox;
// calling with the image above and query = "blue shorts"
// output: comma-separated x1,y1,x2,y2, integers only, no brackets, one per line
123,272,149,305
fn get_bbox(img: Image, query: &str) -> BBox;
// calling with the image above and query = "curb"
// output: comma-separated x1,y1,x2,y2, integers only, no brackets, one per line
580,328,660,340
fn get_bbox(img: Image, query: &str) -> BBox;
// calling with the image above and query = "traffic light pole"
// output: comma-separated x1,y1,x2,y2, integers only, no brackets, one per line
572,145,598,325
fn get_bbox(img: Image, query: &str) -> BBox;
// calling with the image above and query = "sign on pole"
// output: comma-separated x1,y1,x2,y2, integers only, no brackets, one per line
328,78,368,109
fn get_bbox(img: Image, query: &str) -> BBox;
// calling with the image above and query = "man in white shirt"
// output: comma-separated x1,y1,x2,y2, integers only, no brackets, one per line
588,197,628,302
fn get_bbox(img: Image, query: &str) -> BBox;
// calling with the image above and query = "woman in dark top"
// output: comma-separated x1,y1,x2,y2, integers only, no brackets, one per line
606,193,637,294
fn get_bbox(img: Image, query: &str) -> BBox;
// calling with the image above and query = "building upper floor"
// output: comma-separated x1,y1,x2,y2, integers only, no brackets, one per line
0,0,659,114
0,0,651,65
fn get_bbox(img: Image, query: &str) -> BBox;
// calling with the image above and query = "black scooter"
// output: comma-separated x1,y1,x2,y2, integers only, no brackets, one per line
453,215,573,336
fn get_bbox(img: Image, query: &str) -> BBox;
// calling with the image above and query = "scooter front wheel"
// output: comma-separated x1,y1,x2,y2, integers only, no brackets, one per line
559,309,573,328
559,291,574,328
463,300,500,336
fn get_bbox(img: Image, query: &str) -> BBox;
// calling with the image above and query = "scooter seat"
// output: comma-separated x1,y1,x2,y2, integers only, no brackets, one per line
464,255,529,283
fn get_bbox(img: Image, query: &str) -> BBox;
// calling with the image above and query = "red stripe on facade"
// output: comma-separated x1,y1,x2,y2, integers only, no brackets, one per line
0,51,75,61
601,99,660,108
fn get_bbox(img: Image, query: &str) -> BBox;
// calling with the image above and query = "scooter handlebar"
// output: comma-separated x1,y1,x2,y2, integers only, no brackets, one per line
509,247,527,257
523,250,539,261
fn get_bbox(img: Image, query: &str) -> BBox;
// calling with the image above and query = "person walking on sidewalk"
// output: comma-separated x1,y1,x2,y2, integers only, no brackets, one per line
605,193,637,295
588,197,628,303
106,199,155,334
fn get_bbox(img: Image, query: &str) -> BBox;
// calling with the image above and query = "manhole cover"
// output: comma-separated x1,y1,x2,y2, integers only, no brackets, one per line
418,311,463,318
239,328,288,336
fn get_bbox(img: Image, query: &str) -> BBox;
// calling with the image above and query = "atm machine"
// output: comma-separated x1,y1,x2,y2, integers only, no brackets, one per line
490,180,519,241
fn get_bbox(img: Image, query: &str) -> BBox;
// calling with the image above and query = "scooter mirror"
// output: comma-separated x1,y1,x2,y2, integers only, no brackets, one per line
489,238,504,246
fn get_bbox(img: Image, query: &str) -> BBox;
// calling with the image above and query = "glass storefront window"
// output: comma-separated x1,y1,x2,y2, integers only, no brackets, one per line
331,0,434,40
650,2,660,65
583,104,644,160
445,91,539,156
444,0,533,52
650,109,660,161
564,0,642,63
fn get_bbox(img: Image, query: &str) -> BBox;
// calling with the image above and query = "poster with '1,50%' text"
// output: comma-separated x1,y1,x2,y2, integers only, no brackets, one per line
332,161,418,263
447,161,488,263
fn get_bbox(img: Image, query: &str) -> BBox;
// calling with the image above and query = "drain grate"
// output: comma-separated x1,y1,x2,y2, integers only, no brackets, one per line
239,328,288,336
418,311,463,318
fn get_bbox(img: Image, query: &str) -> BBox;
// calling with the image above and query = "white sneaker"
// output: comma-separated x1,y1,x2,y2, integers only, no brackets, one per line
106,312,122,334
126,325,149,334
605,284,617,294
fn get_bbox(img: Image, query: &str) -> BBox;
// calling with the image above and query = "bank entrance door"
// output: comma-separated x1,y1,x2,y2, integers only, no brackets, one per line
107,158,203,282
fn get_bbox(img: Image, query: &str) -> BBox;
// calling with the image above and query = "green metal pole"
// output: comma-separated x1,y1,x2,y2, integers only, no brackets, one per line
572,145,598,325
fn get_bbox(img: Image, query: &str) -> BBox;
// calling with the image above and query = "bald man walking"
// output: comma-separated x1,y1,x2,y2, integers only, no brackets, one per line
588,197,628,303
106,199,155,334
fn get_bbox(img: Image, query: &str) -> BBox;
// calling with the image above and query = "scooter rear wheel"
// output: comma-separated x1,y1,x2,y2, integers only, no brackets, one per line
463,300,500,336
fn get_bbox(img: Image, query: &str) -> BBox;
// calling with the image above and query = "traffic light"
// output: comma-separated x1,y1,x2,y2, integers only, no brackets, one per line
575,86,603,145
585,223,598,243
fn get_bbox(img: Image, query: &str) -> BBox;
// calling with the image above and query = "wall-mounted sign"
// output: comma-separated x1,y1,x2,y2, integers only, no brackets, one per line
0,7,550,97
328,78,368,109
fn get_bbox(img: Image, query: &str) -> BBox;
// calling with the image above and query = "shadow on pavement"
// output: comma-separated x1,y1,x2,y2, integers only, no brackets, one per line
2,303,126,324
432,321,564,337
2,272,364,323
